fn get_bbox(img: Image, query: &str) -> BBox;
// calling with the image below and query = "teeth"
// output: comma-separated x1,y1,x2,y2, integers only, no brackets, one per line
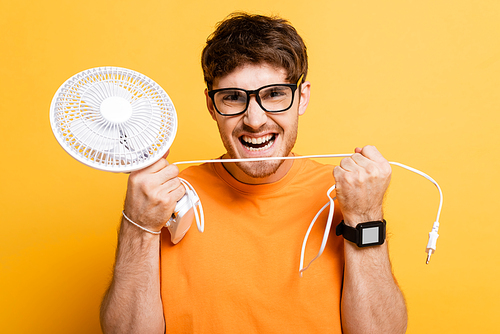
242,134,273,144
240,134,275,152
247,140,273,151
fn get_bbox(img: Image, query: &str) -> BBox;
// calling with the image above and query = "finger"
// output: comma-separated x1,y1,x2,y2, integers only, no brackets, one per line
158,180,186,204
161,149,170,160
131,156,168,176
339,156,360,172
171,182,187,202
340,146,376,170
350,152,372,167
154,164,180,185
332,165,344,182
127,161,173,194
139,149,171,174
359,145,386,163
158,174,182,193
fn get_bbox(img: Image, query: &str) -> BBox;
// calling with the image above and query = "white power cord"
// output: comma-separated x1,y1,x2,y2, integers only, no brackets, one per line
173,154,443,273
389,162,442,265
179,178,205,233
297,160,443,276
299,184,337,275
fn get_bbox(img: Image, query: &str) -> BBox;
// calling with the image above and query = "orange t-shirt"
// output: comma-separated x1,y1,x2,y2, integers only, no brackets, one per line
160,157,344,333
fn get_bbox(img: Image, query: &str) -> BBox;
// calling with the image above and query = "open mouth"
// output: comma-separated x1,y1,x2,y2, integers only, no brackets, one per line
239,134,276,152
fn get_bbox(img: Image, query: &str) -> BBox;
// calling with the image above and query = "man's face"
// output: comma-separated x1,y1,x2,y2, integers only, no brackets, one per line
205,63,310,184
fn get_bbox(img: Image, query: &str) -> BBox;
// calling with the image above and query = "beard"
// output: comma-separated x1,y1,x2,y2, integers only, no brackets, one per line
216,118,298,179
236,159,285,179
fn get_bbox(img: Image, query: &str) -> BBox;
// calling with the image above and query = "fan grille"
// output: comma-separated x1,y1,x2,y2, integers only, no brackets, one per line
50,67,177,172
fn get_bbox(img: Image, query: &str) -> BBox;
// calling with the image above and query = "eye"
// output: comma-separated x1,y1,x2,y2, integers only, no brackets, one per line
261,86,289,100
270,90,286,97
219,90,246,103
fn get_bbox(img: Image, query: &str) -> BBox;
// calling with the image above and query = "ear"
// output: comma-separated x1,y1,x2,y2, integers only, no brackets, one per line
298,81,311,116
205,88,217,121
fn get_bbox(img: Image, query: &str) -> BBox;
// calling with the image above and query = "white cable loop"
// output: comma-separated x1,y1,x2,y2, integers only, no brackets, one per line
299,185,337,276
122,210,162,235
172,154,443,274
179,178,204,233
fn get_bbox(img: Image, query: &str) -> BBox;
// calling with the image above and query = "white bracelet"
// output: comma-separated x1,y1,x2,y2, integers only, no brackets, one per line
122,211,162,235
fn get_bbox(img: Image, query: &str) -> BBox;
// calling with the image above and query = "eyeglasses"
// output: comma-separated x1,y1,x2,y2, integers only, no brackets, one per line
208,75,304,116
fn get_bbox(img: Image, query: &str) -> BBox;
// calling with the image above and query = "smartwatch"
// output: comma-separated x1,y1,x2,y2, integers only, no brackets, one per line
335,220,386,247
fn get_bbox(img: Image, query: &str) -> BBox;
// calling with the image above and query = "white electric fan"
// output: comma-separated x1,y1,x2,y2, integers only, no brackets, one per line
50,66,202,243
50,66,177,172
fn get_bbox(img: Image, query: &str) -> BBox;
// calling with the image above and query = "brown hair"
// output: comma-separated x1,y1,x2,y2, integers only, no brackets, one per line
201,12,308,90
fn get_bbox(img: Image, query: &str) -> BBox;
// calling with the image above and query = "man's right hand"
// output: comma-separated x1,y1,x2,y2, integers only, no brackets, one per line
123,151,186,233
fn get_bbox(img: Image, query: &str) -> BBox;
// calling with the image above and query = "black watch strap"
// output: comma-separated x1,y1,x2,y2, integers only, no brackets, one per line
335,221,358,243
336,220,386,247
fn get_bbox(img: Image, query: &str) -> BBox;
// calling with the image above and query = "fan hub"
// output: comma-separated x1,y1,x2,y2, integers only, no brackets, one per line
100,96,133,123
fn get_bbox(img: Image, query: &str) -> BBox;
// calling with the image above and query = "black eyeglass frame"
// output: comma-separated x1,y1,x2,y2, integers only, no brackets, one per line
208,75,304,116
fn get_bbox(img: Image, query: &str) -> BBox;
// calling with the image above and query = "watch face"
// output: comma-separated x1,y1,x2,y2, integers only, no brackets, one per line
362,227,380,244
358,221,386,247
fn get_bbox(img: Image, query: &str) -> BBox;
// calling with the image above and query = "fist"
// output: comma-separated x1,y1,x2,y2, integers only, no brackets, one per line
123,152,186,233
333,145,391,226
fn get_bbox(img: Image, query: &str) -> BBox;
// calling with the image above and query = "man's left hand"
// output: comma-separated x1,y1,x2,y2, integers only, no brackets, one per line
333,145,391,227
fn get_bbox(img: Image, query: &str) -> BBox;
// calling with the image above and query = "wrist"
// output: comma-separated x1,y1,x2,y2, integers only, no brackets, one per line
120,216,161,242
122,211,163,235
342,212,383,227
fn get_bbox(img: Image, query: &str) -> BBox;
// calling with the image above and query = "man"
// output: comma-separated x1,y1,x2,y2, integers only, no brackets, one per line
100,13,408,334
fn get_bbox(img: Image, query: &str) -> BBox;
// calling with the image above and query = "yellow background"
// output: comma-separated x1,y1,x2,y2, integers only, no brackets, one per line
1,0,499,333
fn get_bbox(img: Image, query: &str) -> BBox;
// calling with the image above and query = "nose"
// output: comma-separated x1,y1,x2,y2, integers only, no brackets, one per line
243,95,267,129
